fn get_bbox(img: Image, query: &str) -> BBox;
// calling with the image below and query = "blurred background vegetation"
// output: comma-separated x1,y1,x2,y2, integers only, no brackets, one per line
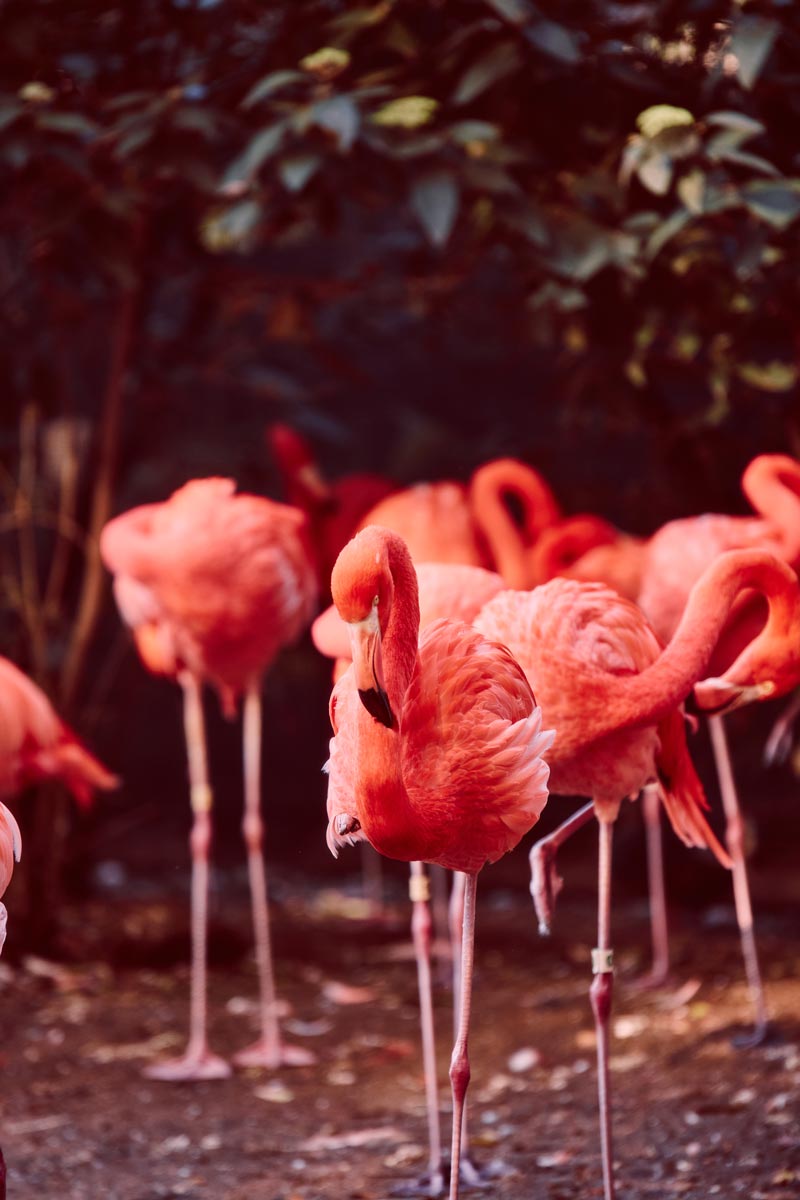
1,0,798,944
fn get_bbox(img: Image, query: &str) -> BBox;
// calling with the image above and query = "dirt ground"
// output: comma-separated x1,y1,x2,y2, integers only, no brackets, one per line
2,846,800,1200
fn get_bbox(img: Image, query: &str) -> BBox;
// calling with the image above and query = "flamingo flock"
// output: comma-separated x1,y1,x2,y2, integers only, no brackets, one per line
1,436,799,1200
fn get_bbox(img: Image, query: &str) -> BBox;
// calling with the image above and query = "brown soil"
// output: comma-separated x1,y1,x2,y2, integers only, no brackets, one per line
2,864,800,1200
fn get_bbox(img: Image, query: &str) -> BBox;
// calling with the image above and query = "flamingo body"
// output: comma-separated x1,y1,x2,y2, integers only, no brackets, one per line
101,478,317,708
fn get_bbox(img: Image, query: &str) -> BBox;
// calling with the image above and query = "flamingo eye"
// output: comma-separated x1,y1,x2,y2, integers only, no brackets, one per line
373,594,379,608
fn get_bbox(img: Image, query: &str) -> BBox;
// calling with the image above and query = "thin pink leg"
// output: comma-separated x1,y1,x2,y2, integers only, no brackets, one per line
233,683,315,1069
447,871,478,1200
708,714,769,1047
430,864,452,981
360,843,384,917
409,861,444,1195
590,819,616,1200
447,872,480,1187
145,673,230,1081
630,784,670,990
529,801,595,934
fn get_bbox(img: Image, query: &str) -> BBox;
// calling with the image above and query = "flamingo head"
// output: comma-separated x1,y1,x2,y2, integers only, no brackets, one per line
331,527,403,729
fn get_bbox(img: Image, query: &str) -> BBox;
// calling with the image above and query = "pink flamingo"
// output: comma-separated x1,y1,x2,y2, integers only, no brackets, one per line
357,457,562,587
0,656,117,808
633,454,800,1028
473,548,800,1200
267,422,393,594
325,527,553,1200
0,801,21,957
314,560,505,1190
101,478,318,1080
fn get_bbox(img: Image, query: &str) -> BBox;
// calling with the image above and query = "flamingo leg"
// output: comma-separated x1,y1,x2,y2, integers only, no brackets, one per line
447,871,479,1200
360,843,384,918
233,683,315,1069
590,819,616,1200
445,873,483,1188
708,714,770,1047
529,801,595,934
145,672,231,1081
630,784,671,990
409,862,444,1196
430,864,452,982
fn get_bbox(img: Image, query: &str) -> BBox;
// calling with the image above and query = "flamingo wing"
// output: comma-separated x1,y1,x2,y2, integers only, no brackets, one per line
401,619,553,872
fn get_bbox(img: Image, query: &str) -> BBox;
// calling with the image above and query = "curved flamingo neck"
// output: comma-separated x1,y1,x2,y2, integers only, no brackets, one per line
380,534,421,712
609,552,798,734
470,458,561,588
741,454,800,563
528,515,619,585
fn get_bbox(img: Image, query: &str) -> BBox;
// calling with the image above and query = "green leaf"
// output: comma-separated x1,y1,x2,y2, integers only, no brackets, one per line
740,181,800,229
637,152,672,195
452,42,521,105
410,171,459,247
677,169,705,215
112,126,153,159
483,0,535,25
714,148,781,178
372,95,438,128
222,123,286,188
736,361,798,392
636,105,694,139
313,95,360,149
526,20,582,65
200,200,262,253
0,102,21,132
730,16,778,90
300,47,351,76
171,107,219,138
278,154,321,192
448,120,501,145
646,208,692,260
241,70,305,109
704,111,766,138
37,111,97,138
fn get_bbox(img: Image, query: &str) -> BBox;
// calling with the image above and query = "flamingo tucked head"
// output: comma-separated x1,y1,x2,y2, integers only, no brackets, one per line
693,551,800,715
331,526,419,730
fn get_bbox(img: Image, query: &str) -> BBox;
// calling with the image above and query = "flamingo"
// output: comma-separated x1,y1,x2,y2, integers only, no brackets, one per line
267,422,393,594
101,477,318,1080
528,514,645,598
325,527,554,1200
473,548,800,1200
0,801,22,957
0,800,20,1200
314,561,505,1190
357,457,562,587
632,453,800,1026
0,656,118,808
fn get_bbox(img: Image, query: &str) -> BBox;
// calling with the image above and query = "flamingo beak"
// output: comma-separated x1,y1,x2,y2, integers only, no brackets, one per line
0,802,21,862
693,676,775,716
348,609,395,729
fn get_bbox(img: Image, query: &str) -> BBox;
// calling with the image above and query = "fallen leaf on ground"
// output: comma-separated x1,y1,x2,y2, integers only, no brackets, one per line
302,1126,406,1152
322,980,377,1005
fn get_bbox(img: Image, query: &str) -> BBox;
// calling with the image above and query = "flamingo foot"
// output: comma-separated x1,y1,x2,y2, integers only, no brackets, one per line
626,965,674,994
232,1036,316,1069
143,1045,231,1082
529,838,563,936
391,1156,494,1197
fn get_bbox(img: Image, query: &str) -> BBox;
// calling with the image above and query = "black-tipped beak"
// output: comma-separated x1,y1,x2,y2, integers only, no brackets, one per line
349,610,397,729
358,686,395,729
